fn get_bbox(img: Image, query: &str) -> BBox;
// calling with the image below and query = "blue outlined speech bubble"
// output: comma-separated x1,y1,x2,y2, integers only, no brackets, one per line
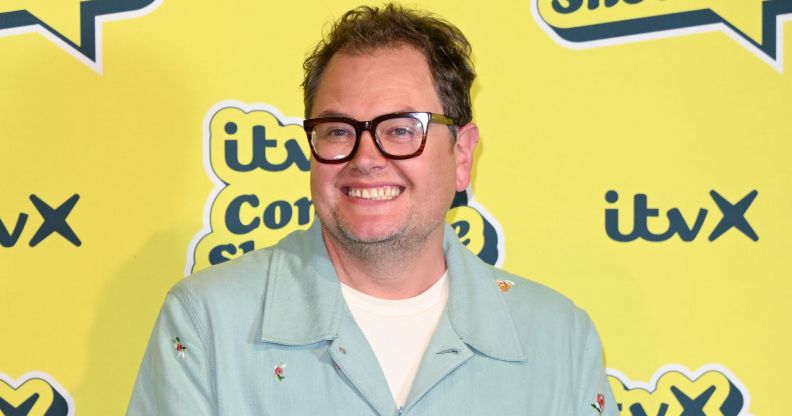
0,0,162,73
0,371,75,416
607,364,751,415
185,100,507,275
532,0,792,71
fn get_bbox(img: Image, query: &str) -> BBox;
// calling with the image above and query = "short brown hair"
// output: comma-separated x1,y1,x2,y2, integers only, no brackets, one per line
302,4,476,126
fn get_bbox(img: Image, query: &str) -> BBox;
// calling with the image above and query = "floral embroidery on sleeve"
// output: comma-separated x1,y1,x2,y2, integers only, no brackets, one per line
173,337,187,359
591,393,605,414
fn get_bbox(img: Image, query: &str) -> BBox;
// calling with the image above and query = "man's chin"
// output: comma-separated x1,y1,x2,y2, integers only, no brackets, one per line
324,213,401,243
337,224,402,245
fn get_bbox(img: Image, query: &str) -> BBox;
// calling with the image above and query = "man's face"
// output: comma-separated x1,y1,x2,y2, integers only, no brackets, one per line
309,45,477,251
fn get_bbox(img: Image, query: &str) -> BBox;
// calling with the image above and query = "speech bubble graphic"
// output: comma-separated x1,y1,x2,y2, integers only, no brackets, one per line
607,364,751,416
186,100,506,275
0,0,162,73
533,0,792,71
185,101,310,275
447,188,505,267
0,371,75,416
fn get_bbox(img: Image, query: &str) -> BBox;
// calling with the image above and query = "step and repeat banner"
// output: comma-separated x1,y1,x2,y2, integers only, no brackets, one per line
2,0,790,414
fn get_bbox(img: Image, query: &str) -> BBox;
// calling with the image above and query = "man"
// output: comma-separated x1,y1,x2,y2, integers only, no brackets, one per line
128,4,617,415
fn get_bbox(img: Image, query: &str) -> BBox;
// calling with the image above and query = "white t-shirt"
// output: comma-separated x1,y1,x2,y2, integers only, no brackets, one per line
341,272,449,407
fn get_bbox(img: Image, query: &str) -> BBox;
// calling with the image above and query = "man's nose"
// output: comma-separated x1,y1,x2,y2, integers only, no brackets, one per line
348,130,387,171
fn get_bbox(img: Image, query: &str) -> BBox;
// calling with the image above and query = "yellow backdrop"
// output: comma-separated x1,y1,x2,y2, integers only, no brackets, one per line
2,0,790,414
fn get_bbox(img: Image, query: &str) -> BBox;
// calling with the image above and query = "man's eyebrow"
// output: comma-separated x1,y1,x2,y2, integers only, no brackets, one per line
312,107,420,119
314,110,354,118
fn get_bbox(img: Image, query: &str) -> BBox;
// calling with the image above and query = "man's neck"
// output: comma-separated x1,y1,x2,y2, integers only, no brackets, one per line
322,227,447,300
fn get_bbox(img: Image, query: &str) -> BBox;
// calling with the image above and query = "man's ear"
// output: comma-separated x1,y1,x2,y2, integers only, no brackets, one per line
453,123,479,192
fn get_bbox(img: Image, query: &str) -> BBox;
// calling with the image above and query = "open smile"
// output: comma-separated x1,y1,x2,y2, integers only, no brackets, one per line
344,186,404,201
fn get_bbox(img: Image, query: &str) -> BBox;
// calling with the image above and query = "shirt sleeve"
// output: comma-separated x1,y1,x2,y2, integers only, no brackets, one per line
575,309,618,416
127,287,215,415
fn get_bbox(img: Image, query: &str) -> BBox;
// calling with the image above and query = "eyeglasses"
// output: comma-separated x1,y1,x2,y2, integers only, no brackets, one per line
303,112,457,164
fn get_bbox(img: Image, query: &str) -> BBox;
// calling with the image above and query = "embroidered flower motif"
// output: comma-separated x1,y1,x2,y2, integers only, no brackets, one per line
173,337,187,359
274,362,286,381
496,279,515,293
591,393,605,414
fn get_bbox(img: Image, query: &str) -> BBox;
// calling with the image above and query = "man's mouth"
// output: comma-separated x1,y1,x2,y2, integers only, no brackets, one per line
345,186,403,200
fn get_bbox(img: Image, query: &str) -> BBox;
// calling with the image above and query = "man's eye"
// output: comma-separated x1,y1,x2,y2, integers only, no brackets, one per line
328,129,350,137
319,126,353,139
394,128,411,136
387,127,416,138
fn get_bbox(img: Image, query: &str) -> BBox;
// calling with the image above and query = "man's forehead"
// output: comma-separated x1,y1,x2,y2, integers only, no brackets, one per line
318,45,435,86
325,43,432,73
311,45,442,118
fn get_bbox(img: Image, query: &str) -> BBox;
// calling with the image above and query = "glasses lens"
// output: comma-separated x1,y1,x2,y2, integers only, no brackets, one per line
311,121,356,161
375,117,425,156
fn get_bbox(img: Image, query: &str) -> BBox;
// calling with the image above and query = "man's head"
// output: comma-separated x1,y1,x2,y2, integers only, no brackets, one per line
303,4,479,262
302,4,475,126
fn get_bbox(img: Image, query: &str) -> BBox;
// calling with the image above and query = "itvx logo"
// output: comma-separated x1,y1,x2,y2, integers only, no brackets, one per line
604,190,758,242
1,194,81,248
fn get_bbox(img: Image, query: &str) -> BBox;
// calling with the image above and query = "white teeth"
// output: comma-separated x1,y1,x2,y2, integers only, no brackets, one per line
347,186,402,200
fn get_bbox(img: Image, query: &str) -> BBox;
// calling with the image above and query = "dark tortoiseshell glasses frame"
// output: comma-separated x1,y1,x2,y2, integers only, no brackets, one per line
303,112,457,164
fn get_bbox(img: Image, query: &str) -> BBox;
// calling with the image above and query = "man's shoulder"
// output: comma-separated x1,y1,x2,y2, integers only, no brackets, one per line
174,247,274,300
445,227,587,330
487,266,591,332
173,227,318,299
493,268,576,310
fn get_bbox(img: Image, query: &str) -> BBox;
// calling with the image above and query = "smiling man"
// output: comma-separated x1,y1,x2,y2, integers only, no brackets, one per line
306,44,477,300
128,4,617,415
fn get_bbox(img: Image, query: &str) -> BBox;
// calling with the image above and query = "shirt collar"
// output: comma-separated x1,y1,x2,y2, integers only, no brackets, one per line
259,220,344,345
259,220,526,362
442,224,526,361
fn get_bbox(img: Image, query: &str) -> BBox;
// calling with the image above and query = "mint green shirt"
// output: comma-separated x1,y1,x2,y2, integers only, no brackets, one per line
128,221,617,415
